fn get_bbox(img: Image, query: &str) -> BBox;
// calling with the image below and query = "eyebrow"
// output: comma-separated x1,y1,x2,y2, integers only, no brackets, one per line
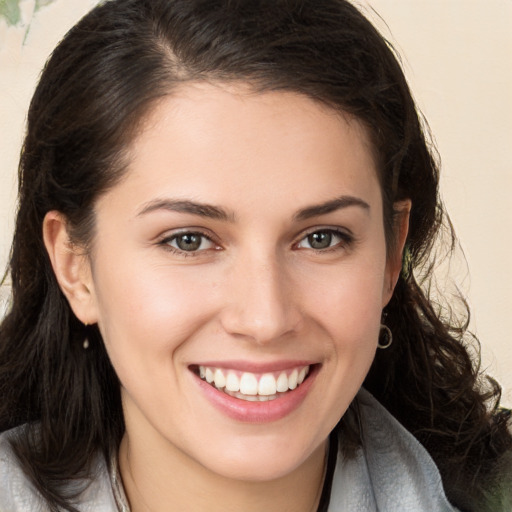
293,195,370,221
137,199,235,222
136,195,370,222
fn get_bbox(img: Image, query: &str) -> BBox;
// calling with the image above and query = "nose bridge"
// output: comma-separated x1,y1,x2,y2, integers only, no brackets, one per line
221,247,300,343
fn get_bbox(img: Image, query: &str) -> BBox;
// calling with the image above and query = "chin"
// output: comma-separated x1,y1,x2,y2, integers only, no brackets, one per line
195,434,325,483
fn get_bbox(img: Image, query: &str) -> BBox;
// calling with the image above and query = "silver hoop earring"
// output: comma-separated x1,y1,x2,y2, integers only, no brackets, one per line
378,324,393,349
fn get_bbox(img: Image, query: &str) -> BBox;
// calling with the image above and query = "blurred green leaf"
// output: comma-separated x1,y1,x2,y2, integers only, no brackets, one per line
0,0,22,26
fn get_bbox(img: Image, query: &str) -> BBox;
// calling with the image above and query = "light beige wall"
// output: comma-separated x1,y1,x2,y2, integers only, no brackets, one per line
1,0,511,404
357,0,512,405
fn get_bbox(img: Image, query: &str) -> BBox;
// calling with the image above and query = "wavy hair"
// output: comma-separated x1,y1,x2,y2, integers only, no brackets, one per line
0,0,510,510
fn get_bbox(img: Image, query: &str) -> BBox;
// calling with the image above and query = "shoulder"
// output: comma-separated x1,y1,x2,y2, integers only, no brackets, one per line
330,390,512,512
0,426,121,511
478,447,512,512
430,407,512,512
328,389,459,512
0,426,46,510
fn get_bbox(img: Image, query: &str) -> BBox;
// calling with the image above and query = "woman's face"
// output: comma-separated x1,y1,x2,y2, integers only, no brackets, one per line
82,84,403,481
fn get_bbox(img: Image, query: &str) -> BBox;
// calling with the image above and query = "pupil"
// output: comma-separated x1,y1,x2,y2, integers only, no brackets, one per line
177,234,201,251
309,231,331,249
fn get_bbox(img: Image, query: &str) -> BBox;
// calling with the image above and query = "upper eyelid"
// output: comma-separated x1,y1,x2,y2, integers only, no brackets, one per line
158,231,221,258
155,226,353,248
158,228,218,243
157,231,219,254
293,227,355,250
295,226,354,241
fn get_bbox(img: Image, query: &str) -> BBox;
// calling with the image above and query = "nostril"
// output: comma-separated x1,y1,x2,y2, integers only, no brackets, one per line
219,308,302,345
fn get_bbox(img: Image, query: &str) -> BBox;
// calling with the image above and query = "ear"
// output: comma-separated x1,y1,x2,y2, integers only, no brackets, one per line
382,199,411,307
42,211,98,324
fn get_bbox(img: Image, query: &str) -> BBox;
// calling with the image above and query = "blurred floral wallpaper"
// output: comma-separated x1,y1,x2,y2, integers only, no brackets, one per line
0,0,100,318
1,0,56,29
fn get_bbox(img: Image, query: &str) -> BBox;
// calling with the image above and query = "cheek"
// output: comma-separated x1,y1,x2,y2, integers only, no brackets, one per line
307,263,385,409
91,255,220,362
299,258,387,335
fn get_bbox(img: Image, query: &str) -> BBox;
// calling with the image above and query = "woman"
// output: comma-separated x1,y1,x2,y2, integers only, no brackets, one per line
0,0,510,510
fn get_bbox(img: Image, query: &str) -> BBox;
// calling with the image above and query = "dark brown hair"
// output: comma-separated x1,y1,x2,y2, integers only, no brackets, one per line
0,1,510,510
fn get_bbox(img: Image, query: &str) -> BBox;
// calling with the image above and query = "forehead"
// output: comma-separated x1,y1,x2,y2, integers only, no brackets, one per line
99,82,380,219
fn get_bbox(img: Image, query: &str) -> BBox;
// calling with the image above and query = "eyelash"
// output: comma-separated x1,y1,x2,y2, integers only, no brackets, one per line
294,228,354,253
158,227,354,257
158,230,219,257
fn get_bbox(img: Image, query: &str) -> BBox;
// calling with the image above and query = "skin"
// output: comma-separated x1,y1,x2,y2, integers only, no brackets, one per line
44,83,409,511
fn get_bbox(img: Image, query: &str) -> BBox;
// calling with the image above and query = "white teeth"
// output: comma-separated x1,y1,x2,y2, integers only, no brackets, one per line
197,365,311,398
276,372,289,392
288,369,298,390
225,372,240,392
258,373,277,396
213,368,226,389
225,389,278,402
239,372,258,395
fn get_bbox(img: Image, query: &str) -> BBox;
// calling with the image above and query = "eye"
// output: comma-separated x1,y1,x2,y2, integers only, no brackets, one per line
296,229,351,251
163,232,217,253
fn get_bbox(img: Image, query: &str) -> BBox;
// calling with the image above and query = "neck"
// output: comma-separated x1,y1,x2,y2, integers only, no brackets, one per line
118,432,328,512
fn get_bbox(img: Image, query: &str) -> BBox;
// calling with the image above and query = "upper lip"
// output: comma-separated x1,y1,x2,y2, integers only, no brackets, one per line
189,360,317,373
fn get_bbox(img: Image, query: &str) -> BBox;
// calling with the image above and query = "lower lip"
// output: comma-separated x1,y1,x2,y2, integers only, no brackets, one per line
193,366,318,423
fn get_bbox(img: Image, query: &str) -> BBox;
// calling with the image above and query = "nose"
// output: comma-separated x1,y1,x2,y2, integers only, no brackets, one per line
219,252,302,344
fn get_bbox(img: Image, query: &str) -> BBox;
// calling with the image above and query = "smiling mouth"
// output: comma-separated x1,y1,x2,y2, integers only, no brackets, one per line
192,365,311,402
